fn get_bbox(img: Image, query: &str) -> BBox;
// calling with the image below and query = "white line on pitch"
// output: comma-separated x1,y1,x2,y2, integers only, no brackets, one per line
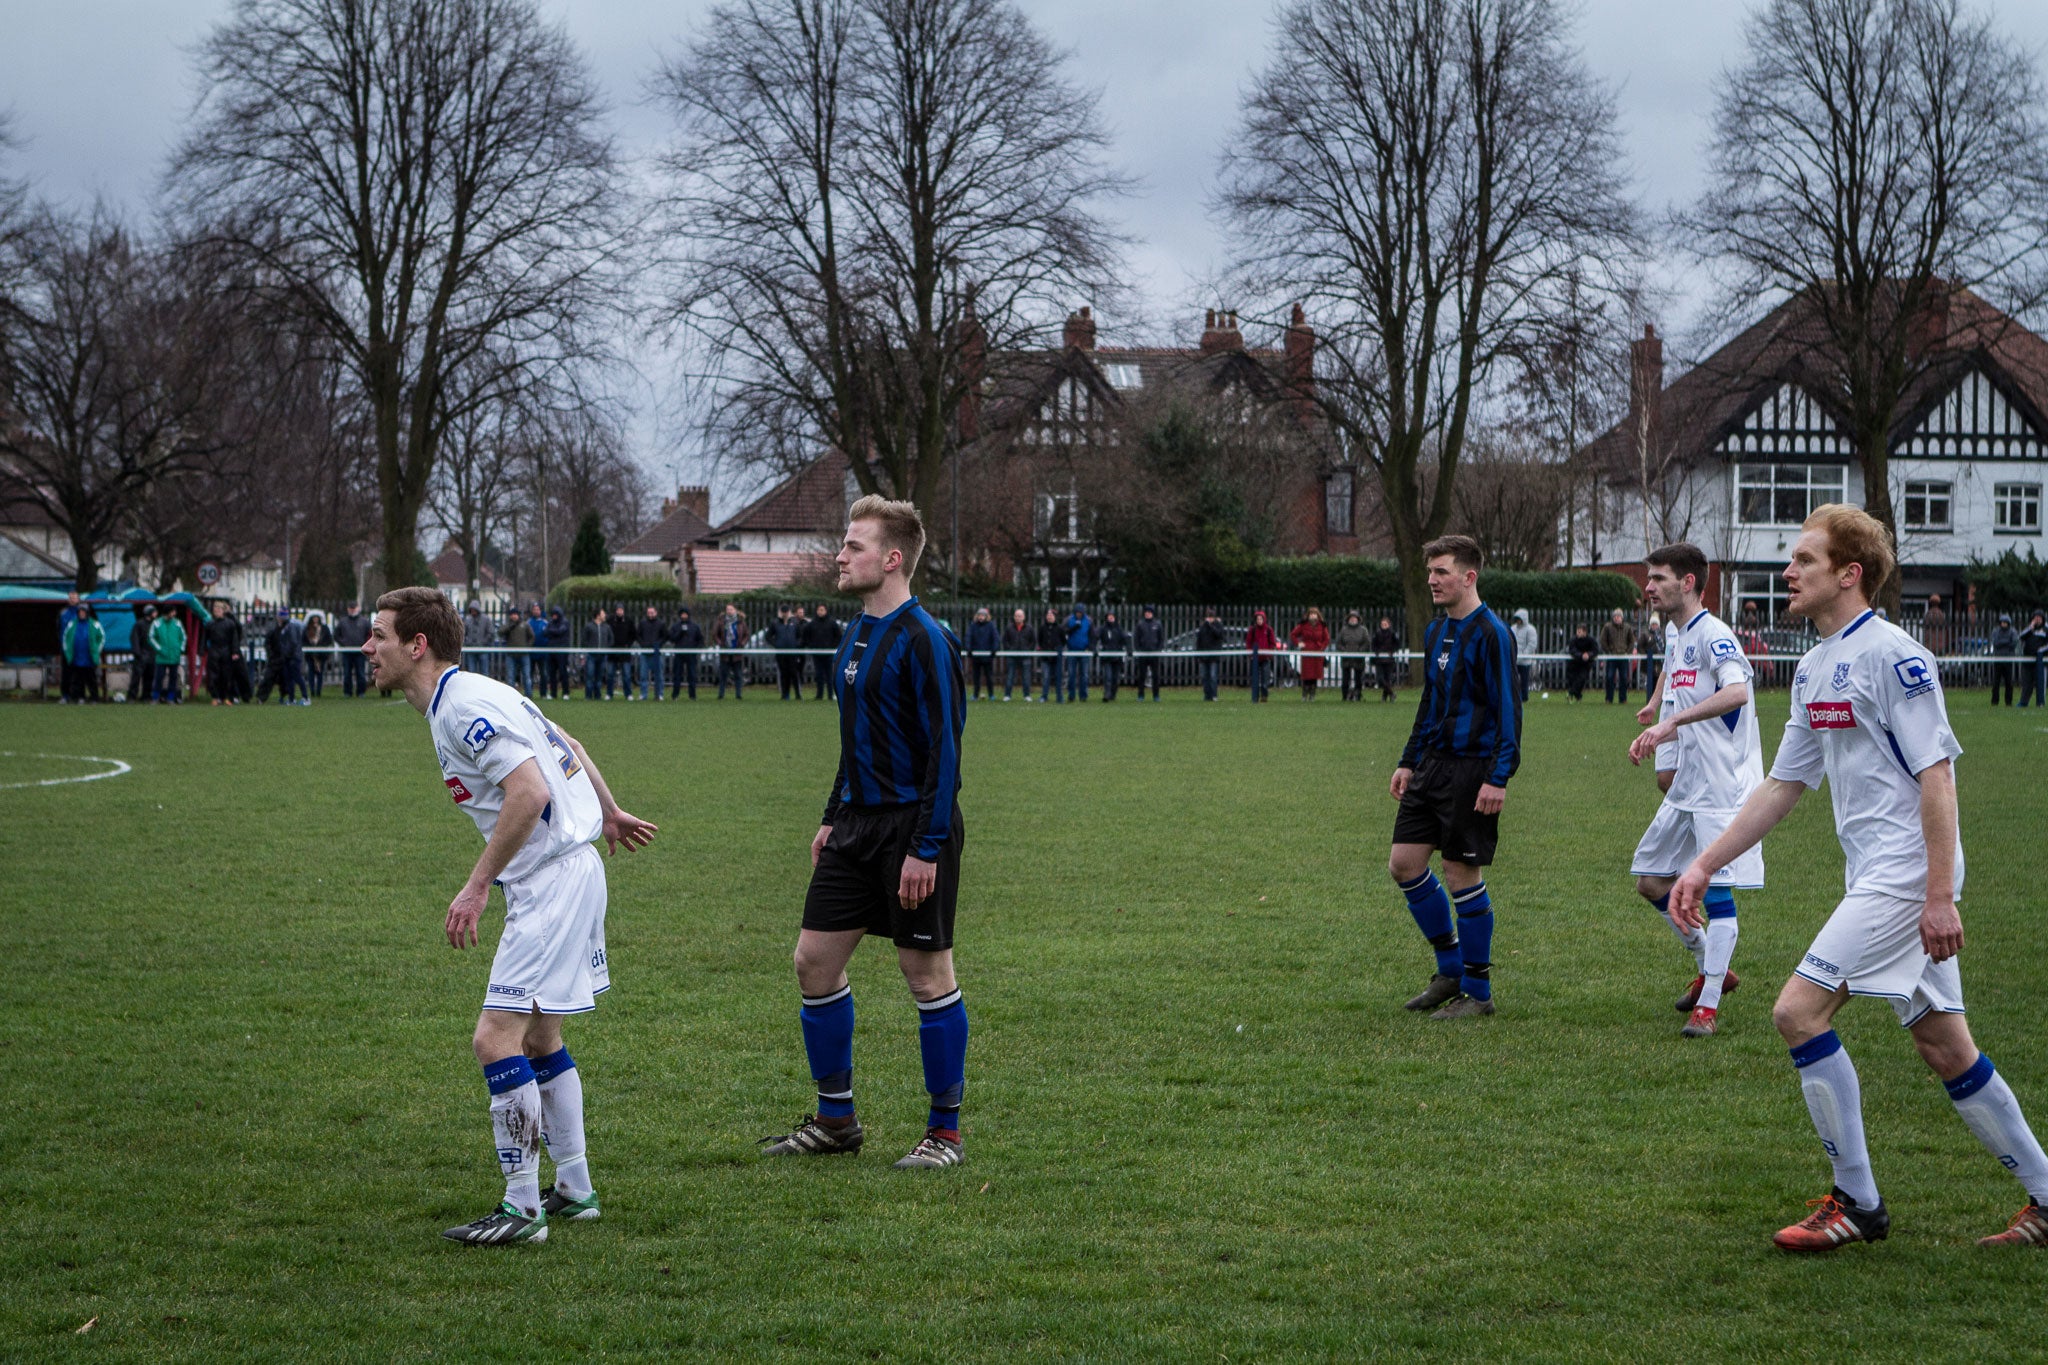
0,752,134,789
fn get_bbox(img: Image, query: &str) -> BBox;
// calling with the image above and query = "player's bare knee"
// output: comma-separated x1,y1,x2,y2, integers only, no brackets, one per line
1388,853,1424,883
1635,875,1670,902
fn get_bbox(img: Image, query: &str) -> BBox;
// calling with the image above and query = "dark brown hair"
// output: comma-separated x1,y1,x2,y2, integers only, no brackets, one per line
375,586,464,665
1422,534,1483,573
1645,541,1709,594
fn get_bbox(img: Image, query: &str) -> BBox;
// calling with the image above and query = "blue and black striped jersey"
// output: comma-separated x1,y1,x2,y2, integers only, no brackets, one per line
823,597,966,860
1398,603,1522,786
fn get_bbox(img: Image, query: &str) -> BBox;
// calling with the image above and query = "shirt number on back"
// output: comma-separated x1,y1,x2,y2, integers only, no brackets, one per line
521,702,582,778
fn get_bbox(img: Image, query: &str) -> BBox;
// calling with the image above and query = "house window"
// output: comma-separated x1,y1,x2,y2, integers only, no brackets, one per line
1325,470,1355,536
1104,363,1143,390
1731,572,1790,627
1994,483,2041,534
1902,480,1952,531
1035,487,1081,543
1736,463,1846,526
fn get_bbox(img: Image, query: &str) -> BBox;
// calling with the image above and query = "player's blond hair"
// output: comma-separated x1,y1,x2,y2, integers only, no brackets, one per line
1803,503,1895,599
848,494,926,576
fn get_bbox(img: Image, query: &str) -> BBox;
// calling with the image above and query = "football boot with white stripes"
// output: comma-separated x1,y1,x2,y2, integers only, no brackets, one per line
441,1201,548,1246
1772,1189,1888,1252
758,1114,864,1156
1978,1203,2048,1247
893,1129,964,1170
1675,970,1739,1013
541,1186,601,1221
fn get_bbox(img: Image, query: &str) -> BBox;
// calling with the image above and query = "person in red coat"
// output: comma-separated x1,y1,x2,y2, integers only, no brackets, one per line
1246,610,1280,702
1289,609,1331,700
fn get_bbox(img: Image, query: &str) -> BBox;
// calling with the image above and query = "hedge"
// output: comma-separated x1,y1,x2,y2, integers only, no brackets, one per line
1234,557,1641,612
546,574,684,606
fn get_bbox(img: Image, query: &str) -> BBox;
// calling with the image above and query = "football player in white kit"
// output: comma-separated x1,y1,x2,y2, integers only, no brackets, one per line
1626,543,1764,1038
1674,506,2048,1251
365,588,657,1246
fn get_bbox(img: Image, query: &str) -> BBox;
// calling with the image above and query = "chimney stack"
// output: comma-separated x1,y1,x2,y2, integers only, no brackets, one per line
1284,303,1316,422
1200,307,1244,355
1629,323,1664,453
1909,277,1952,358
1063,304,1096,351
956,289,986,441
672,485,711,523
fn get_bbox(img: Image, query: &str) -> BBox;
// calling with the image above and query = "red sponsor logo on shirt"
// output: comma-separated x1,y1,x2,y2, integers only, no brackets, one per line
1806,701,1857,730
445,776,473,803
1669,669,1698,687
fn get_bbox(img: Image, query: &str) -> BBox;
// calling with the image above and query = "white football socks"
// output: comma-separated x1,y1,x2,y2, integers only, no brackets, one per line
1697,918,1738,1010
539,1067,592,1199
1949,1059,2048,1205
1654,895,1705,967
491,1081,544,1217
1794,1036,1880,1208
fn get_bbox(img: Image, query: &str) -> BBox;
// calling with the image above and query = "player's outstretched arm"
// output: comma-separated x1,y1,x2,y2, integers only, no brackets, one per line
1917,759,1963,962
447,758,551,948
1670,775,1803,928
1629,682,1750,766
555,726,657,855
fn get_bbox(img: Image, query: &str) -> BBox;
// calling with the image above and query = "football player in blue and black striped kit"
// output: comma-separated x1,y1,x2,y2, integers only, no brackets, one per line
760,495,971,1170
1387,534,1522,1019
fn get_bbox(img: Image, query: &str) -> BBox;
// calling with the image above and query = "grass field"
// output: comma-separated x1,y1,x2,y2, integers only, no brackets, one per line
5,682,2046,1360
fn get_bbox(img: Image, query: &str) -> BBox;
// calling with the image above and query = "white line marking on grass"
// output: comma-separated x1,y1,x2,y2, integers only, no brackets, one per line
0,752,134,789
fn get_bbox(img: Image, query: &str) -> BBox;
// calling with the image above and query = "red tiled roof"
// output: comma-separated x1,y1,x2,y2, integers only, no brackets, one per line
430,545,509,590
616,501,717,558
713,450,851,537
691,551,834,594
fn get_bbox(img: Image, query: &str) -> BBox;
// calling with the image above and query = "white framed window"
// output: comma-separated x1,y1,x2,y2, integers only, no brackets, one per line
1104,363,1142,390
1035,486,1081,543
1736,463,1847,526
1994,482,2041,534
1902,480,1952,531
1325,470,1355,536
1731,572,1790,627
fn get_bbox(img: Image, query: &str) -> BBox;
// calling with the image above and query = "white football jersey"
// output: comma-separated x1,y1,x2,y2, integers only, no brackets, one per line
1659,609,1763,811
427,666,604,883
1770,610,1964,901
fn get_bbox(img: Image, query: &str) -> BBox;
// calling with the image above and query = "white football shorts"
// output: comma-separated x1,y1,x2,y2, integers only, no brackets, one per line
1795,889,1965,1027
482,841,610,1015
1630,803,1764,887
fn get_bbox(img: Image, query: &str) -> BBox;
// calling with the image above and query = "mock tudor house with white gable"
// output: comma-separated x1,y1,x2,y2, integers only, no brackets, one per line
1575,283,2048,625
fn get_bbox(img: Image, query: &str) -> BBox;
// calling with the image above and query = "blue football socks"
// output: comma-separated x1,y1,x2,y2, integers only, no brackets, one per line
800,985,857,1119
1399,870,1463,978
916,989,969,1135
1453,881,1494,1001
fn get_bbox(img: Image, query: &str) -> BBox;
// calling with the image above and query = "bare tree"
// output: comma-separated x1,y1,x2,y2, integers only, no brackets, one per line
171,0,628,587
1450,432,1565,571
1682,0,2048,611
1220,0,1638,641
0,207,243,591
653,0,1127,551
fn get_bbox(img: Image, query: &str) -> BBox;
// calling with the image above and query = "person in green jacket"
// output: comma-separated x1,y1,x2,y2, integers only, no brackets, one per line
61,606,106,703
151,610,188,704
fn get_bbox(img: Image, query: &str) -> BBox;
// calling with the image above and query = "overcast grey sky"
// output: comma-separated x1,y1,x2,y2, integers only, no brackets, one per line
6,0,2046,496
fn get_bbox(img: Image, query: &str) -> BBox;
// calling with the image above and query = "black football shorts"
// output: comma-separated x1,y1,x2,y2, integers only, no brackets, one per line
1391,752,1500,866
802,802,964,950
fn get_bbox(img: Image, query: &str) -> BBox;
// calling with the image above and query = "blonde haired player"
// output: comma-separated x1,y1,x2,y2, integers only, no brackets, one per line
365,587,657,1245
1673,506,2048,1251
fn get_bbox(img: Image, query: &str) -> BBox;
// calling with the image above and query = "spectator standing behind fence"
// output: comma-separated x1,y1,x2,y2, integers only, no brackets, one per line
501,609,533,697
582,609,613,700
1600,608,1634,704
519,603,545,697
259,609,306,704
61,603,104,703
1510,609,1538,703
1246,611,1279,703
1371,617,1401,702
1196,607,1227,701
1923,592,1951,656
636,606,665,701
55,592,82,700
1290,609,1330,701
805,604,843,700
1036,608,1063,703
1335,611,1369,701
1002,609,1032,701
668,607,704,699
129,605,156,703
1134,606,1165,700
542,609,569,699
151,607,186,703
204,602,244,705
2020,610,2048,709
964,607,999,700
1566,625,1597,701
1097,610,1129,701
1637,613,1664,697
332,603,370,697
302,613,331,698
1062,603,1093,702
716,603,748,699
604,606,633,699
462,601,494,676
1990,614,2020,706
772,605,804,700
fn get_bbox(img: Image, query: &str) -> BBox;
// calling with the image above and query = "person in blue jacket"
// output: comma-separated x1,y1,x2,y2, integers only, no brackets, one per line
964,607,1001,700
1063,604,1093,702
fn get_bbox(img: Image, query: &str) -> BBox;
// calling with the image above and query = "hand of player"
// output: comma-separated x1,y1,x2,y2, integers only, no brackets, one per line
898,855,937,909
446,883,488,949
602,807,658,855
1628,721,1675,766
1634,699,1658,726
811,825,831,867
1389,767,1412,801
1920,898,1964,962
1669,864,1709,931
1474,782,1506,815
